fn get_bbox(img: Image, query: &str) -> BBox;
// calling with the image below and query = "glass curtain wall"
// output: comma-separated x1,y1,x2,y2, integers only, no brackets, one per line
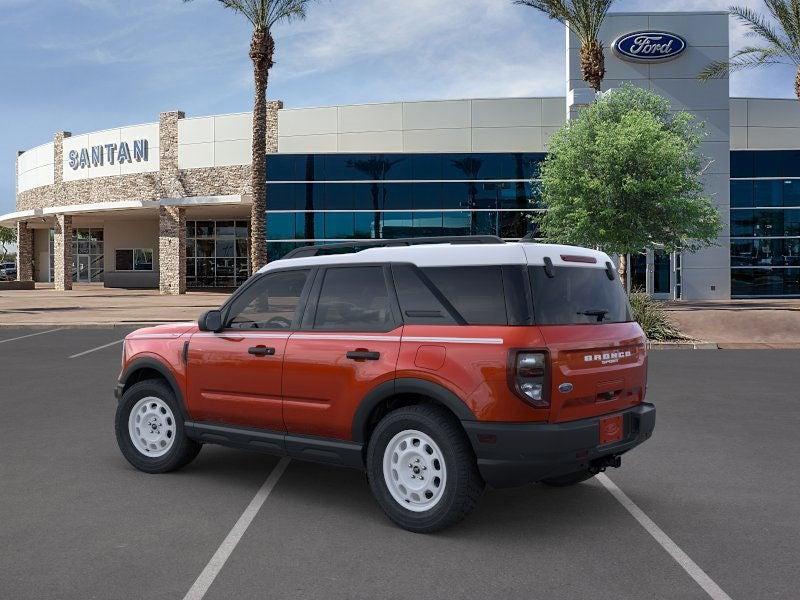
264,153,545,260
186,220,250,288
731,151,800,297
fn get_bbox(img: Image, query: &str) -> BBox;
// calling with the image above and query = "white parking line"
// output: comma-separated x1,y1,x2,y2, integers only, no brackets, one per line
597,473,733,600
68,339,124,359
0,329,63,345
183,457,291,600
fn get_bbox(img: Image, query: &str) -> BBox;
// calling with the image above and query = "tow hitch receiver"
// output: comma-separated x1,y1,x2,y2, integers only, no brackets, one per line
589,455,622,474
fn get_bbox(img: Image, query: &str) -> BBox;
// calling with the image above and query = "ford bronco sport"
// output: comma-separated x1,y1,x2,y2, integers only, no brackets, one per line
115,236,655,532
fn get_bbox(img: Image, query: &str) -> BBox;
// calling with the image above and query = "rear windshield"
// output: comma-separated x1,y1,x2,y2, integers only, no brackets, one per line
529,265,632,325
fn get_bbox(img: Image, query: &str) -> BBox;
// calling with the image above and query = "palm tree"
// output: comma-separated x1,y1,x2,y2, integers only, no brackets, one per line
514,0,615,92
185,0,315,271
699,2,800,101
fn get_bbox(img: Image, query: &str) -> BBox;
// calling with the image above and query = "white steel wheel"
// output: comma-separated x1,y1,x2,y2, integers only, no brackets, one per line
128,396,177,458
383,429,448,512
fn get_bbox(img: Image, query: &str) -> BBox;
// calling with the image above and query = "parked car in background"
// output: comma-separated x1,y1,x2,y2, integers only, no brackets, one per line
114,236,655,532
0,262,16,281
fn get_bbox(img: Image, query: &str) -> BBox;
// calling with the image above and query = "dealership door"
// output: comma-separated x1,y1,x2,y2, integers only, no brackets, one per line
626,249,676,299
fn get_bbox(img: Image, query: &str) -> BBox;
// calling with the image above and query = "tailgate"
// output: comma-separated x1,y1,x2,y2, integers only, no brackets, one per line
540,322,647,423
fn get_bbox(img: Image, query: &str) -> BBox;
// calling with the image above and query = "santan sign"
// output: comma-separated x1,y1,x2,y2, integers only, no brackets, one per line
68,139,149,170
613,31,687,62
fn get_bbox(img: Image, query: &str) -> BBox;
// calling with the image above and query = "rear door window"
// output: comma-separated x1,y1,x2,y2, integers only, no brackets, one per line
313,266,393,331
529,266,631,325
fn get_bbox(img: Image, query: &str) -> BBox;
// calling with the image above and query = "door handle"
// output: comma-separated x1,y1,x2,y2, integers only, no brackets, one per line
248,345,276,357
346,350,381,361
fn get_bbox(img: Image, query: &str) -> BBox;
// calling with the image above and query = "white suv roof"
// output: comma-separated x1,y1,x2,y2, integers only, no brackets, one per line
261,242,613,272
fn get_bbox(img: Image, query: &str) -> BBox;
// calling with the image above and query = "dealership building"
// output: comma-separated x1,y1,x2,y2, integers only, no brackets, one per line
4,10,800,299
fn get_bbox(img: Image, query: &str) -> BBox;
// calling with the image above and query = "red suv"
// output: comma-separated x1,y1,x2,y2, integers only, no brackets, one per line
115,236,655,532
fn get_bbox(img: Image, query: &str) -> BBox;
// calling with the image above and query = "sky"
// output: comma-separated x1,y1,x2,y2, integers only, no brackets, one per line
1,0,797,216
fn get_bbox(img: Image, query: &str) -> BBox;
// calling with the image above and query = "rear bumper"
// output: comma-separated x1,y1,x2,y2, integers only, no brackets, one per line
462,403,655,489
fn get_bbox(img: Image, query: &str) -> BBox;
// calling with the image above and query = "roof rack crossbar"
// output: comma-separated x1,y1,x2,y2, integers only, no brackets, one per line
281,236,505,259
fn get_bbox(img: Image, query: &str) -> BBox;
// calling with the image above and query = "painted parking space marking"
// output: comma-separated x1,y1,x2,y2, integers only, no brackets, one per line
68,338,124,359
597,474,733,600
0,328,63,345
183,457,291,600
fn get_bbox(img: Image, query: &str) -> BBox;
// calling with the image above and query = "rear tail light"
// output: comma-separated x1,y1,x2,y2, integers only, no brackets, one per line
509,351,549,408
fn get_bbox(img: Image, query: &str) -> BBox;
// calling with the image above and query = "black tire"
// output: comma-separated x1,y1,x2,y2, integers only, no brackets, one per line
366,404,484,533
540,469,595,487
115,379,201,474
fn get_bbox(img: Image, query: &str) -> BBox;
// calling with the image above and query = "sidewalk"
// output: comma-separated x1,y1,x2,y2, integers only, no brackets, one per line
664,299,800,349
0,283,226,327
2,285,800,348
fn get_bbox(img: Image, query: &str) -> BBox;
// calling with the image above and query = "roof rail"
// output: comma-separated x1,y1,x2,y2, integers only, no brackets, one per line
281,236,505,259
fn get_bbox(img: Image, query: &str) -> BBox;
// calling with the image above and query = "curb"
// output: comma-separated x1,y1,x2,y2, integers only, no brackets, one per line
0,322,169,329
647,341,718,350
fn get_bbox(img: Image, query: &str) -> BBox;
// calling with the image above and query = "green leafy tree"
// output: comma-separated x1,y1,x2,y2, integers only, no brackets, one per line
534,84,722,286
184,0,316,270
699,2,800,100
0,226,15,263
514,0,615,91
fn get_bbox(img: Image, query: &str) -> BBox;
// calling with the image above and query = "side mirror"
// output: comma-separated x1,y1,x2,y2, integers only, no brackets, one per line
198,309,224,333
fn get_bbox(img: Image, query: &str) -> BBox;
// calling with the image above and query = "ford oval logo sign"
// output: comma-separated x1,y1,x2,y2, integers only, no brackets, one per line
613,31,686,62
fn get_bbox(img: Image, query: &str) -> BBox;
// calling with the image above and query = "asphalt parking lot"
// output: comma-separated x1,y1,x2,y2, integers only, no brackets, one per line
1,328,799,599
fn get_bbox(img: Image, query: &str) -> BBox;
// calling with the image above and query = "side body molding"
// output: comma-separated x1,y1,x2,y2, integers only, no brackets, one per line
352,377,476,443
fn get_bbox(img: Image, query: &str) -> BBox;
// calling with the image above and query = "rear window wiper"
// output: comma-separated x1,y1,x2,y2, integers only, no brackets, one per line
577,309,608,322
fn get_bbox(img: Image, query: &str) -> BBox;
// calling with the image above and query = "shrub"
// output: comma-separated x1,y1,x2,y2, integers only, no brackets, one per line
628,293,689,341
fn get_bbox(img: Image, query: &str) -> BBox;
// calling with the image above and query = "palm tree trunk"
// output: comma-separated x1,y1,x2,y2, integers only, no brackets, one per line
249,28,274,272
796,67,800,102
618,253,628,291
580,40,605,92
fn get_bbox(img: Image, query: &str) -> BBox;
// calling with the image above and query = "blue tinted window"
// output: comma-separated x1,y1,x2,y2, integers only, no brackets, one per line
471,182,499,209
783,180,800,207
325,212,354,238
355,213,377,239
381,183,413,210
730,181,753,208
754,151,783,177
324,183,353,210
754,180,783,207
730,210,753,237
353,183,381,210
413,212,443,236
412,155,442,180
412,183,443,209
442,211,471,236
266,155,296,181
730,151,754,178
441,183,470,209
472,211,499,236
382,212,413,238
295,212,322,240
299,155,325,180
732,268,800,296
266,213,295,240
785,210,800,235
267,184,299,210
780,150,800,177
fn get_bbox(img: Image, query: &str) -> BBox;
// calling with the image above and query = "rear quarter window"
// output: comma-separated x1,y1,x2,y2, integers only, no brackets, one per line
529,265,631,325
421,266,508,325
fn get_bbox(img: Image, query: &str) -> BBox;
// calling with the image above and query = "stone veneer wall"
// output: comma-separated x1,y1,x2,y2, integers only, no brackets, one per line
15,222,33,281
158,206,186,295
53,214,73,291
16,102,283,211
15,102,282,292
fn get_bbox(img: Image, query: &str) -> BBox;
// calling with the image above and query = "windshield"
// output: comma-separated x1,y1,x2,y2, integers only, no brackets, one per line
529,265,632,325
